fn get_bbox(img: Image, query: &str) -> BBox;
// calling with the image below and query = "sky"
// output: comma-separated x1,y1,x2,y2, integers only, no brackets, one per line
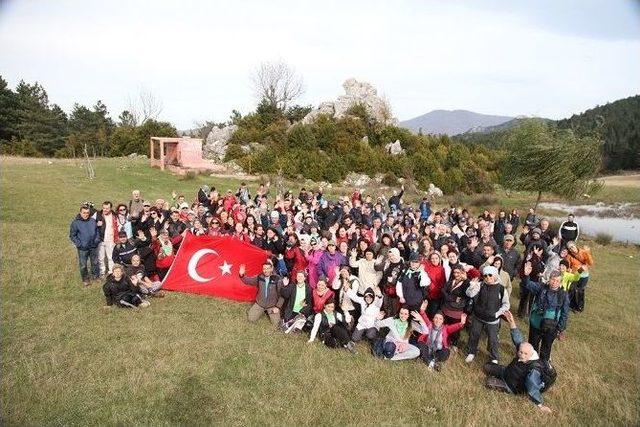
1,0,639,129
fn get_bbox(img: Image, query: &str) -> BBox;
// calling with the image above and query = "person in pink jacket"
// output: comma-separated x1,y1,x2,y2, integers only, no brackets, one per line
304,237,325,289
416,300,467,371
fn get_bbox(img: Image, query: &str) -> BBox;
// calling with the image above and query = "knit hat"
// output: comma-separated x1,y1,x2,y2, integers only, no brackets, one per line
389,248,400,258
504,234,515,242
482,265,501,283
532,228,542,235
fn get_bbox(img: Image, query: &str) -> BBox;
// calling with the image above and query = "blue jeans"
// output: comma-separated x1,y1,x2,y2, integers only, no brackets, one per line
77,247,100,282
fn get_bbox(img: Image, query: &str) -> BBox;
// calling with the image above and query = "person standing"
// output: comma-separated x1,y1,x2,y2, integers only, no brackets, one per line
465,265,510,364
69,204,101,286
94,201,118,277
559,214,580,246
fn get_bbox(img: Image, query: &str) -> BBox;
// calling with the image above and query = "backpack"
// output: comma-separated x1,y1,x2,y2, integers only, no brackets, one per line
531,359,557,392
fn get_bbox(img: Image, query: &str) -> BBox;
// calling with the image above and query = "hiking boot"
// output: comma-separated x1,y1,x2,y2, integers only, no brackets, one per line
346,341,357,354
465,354,475,363
490,359,498,364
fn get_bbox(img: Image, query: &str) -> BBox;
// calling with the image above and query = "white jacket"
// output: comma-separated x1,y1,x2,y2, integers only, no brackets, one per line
347,289,383,330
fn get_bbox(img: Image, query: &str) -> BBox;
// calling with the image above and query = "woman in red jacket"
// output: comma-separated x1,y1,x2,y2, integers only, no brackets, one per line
422,251,446,319
417,300,467,371
284,233,308,281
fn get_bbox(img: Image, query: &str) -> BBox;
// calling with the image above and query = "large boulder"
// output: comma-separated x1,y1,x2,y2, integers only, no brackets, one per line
427,183,444,198
302,79,398,126
342,172,371,188
203,124,238,161
385,139,404,155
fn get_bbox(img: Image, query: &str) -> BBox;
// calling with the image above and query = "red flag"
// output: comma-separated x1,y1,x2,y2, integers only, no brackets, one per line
161,232,269,302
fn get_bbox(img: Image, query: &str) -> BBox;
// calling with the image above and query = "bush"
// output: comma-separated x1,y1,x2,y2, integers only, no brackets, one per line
224,144,245,162
470,194,499,207
382,172,399,186
594,232,613,246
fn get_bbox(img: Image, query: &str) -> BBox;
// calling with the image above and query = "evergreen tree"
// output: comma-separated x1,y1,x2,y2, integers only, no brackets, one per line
500,119,602,208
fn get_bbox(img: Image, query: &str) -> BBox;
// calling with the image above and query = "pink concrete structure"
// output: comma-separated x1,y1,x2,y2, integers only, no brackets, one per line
149,137,224,174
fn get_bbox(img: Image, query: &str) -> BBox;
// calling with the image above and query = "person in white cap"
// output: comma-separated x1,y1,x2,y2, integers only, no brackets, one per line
465,265,510,364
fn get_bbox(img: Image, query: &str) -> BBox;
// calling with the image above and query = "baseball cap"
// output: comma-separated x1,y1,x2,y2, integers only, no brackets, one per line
504,234,515,242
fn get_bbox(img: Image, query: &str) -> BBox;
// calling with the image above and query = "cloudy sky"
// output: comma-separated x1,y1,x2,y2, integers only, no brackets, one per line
1,0,639,129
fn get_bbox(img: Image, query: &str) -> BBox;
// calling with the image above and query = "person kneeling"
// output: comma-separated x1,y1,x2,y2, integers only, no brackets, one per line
308,298,357,353
483,311,555,414
103,264,150,309
417,300,467,371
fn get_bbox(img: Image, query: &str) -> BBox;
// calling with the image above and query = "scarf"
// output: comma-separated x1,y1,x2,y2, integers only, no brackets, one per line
394,318,408,337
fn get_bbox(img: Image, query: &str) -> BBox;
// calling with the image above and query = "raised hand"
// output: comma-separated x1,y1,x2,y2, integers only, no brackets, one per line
239,264,246,276
460,313,467,325
523,261,533,276
420,299,428,312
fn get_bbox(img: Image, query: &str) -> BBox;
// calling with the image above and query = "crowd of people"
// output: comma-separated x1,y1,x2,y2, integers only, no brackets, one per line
69,182,594,413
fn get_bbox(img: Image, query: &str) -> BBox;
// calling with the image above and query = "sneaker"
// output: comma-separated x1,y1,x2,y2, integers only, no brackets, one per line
286,317,307,334
345,341,357,354
152,291,166,298
490,359,498,364
465,354,475,363
427,361,435,371
139,300,151,308
82,281,90,287
451,345,458,353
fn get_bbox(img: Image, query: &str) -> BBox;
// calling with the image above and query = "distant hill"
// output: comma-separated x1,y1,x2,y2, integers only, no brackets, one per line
400,110,514,136
556,95,639,170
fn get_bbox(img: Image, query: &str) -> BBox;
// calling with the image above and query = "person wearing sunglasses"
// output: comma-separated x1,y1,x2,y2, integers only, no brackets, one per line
115,203,133,239
465,265,510,364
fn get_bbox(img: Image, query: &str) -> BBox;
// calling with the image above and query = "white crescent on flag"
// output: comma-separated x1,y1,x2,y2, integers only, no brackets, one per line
187,249,218,282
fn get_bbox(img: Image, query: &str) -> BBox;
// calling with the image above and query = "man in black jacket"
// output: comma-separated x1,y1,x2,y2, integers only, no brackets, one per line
483,311,553,414
465,266,510,364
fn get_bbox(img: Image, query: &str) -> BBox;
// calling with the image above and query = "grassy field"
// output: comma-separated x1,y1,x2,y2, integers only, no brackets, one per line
1,156,639,426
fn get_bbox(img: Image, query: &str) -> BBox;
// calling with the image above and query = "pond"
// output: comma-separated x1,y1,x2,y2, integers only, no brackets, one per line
538,202,640,244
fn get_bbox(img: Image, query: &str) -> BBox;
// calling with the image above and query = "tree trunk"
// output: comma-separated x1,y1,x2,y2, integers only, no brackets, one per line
534,190,542,210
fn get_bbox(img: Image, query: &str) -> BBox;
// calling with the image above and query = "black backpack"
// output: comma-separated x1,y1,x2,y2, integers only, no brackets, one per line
531,359,557,392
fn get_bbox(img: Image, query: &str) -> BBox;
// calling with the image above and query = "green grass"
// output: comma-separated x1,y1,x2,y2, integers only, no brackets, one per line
1,156,639,426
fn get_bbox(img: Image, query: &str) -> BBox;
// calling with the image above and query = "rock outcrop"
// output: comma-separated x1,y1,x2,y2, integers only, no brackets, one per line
385,139,404,155
203,124,238,161
303,79,398,126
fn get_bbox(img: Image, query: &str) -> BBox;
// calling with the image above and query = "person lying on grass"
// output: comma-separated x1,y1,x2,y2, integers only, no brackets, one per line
483,311,554,414
103,264,150,309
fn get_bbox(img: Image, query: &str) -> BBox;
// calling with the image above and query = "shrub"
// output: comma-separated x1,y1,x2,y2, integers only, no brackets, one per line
382,172,399,186
180,171,198,181
470,194,499,207
594,232,613,246
224,144,245,162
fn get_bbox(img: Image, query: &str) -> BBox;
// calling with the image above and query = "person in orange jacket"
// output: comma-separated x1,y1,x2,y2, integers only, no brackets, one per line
565,241,593,312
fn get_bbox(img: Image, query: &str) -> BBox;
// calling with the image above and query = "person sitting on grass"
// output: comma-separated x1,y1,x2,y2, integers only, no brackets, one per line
521,263,569,361
416,300,467,371
307,298,357,353
346,287,384,343
483,311,554,414
103,264,150,309
279,271,313,333
374,306,428,361
125,253,165,298
238,261,284,327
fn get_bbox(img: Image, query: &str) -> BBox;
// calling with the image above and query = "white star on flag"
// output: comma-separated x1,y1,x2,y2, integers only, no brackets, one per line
219,261,233,275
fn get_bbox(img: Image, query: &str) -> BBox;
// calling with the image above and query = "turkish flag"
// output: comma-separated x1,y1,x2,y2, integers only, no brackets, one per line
161,232,269,302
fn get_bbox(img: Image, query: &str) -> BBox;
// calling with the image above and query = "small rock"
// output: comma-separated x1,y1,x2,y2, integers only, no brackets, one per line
385,139,404,155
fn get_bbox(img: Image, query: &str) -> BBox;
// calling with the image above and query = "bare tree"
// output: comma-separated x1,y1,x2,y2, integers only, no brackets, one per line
126,86,164,125
251,61,304,110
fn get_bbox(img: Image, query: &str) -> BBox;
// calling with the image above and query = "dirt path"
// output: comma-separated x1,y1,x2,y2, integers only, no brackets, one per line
601,173,640,188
